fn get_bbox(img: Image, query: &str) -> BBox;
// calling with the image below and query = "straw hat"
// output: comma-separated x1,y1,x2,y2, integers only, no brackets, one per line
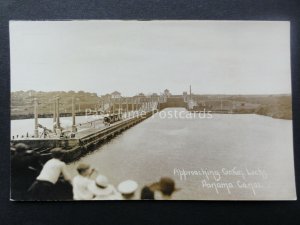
95,175,109,188
117,180,138,194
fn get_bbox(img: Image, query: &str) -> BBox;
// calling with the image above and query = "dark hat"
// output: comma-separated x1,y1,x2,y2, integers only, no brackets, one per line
15,143,29,152
141,186,155,200
159,177,178,196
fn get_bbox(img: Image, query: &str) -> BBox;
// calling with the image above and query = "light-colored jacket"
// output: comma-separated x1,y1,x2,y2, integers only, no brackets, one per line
88,181,122,200
73,175,94,200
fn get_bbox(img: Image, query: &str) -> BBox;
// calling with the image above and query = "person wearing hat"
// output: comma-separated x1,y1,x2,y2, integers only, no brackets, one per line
140,186,155,200
149,177,180,200
28,148,72,200
72,163,96,200
11,143,42,200
88,175,121,200
117,180,138,200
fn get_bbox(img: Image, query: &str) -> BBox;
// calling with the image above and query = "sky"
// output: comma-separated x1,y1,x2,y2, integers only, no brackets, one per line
10,20,291,96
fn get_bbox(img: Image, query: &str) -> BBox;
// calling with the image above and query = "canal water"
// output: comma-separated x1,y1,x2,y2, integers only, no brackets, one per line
11,108,296,200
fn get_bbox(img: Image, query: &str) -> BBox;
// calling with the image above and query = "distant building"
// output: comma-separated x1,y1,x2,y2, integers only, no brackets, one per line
90,93,98,97
136,93,145,97
164,89,171,97
111,91,121,99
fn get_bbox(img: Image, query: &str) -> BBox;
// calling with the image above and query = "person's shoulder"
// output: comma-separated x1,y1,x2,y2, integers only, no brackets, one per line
51,158,66,166
73,175,91,183
45,158,55,163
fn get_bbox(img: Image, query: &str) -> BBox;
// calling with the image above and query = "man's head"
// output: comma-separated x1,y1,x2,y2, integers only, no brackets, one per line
141,186,155,200
95,175,109,188
118,180,138,200
50,148,64,160
77,163,92,177
159,177,176,196
15,143,29,153
149,177,178,199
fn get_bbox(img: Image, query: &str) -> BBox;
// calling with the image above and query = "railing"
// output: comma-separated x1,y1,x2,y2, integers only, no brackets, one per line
79,111,153,146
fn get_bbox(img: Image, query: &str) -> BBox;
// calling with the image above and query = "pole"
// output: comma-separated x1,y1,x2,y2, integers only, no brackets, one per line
112,99,115,115
102,99,104,113
109,98,111,116
53,99,56,132
131,97,135,111
126,97,129,117
72,97,76,132
34,98,39,138
56,97,60,129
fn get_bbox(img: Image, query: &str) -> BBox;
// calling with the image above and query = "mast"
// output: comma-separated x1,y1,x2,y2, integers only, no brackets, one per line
56,96,60,129
53,98,57,132
72,97,76,132
34,98,39,138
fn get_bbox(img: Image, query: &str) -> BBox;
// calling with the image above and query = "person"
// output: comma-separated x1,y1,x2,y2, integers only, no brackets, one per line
88,175,121,200
103,116,111,127
72,163,96,200
28,148,72,201
117,180,138,200
11,143,42,200
140,186,155,200
149,177,179,200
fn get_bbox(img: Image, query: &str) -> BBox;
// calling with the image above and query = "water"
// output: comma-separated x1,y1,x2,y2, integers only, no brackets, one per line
11,108,296,200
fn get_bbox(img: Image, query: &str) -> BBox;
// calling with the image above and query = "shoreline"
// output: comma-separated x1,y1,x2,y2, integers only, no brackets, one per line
11,111,292,121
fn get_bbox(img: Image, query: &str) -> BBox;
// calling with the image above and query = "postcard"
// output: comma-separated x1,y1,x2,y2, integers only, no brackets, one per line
10,20,296,200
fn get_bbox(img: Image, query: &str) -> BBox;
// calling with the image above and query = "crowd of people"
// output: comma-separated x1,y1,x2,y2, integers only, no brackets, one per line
11,143,179,201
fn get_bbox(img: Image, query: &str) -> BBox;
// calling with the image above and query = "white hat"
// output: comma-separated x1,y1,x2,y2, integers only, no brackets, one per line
117,180,138,194
95,175,109,188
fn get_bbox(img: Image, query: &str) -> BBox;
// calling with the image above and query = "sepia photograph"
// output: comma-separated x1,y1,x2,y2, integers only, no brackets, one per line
9,20,296,201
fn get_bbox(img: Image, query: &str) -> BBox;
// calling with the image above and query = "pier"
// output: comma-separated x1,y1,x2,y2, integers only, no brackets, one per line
11,94,160,162
11,111,156,162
